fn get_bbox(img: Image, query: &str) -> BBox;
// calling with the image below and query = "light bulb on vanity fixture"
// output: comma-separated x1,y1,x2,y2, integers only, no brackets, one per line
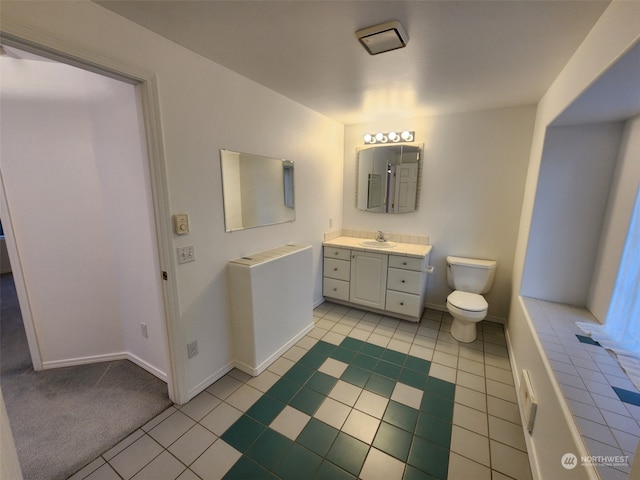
363,130,414,144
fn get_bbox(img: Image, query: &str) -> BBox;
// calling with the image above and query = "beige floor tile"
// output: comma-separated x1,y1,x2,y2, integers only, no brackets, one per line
84,463,121,480
489,440,533,480
104,429,145,460
486,379,517,403
270,405,311,440
332,323,354,335
456,370,486,393
414,334,438,349
391,329,416,343
368,332,391,347
225,384,262,412
318,358,349,378
307,326,329,339
69,458,106,480
109,434,164,479
488,415,527,452
323,330,346,345
282,345,307,362
141,408,178,433
205,376,243,400
487,396,522,425
148,411,196,448
130,450,186,480
329,380,363,406
227,368,251,383
453,403,489,436
296,336,319,350
457,357,485,377
486,364,515,385
246,369,280,392
429,363,457,383
485,353,512,371
179,392,221,421
314,397,351,429
348,328,372,341
268,356,296,375
342,409,380,444
176,469,200,480
408,344,433,361
354,390,389,419
391,382,423,410
432,350,458,368
200,402,243,436
190,439,241,480
447,452,491,480
450,425,490,467
168,424,217,466
360,448,405,480
386,338,411,354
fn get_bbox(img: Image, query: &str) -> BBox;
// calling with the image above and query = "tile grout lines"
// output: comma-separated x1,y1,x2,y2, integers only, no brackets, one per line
72,303,531,480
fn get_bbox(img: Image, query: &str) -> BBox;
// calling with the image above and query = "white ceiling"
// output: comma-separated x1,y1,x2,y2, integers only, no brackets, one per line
95,0,611,125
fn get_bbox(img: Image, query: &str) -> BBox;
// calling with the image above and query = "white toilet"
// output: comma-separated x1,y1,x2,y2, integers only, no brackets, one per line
446,256,497,343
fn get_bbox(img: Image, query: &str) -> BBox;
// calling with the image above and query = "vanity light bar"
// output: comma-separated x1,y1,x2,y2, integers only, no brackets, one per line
363,130,414,144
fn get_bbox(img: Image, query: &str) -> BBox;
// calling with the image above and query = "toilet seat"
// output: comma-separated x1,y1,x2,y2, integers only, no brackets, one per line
447,291,487,312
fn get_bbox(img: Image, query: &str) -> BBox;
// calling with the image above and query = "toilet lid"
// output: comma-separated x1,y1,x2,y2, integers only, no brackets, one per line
447,291,487,312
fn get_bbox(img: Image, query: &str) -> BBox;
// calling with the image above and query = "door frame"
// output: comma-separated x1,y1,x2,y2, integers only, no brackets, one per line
0,29,187,404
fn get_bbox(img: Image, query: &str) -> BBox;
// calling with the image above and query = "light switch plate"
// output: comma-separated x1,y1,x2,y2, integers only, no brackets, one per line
177,245,195,264
173,214,189,235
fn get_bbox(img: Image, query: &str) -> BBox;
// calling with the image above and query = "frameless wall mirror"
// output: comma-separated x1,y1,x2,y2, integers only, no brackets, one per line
220,149,295,232
356,143,422,213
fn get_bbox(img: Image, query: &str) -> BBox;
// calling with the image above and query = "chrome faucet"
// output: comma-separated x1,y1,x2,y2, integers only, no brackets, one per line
376,230,387,242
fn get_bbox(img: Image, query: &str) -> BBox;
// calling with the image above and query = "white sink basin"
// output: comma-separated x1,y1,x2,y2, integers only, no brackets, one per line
359,240,397,248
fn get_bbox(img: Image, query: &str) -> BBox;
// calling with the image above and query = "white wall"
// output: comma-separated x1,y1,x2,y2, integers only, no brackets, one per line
589,115,640,320
0,57,168,375
0,0,344,398
344,106,536,322
508,1,640,478
522,122,624,306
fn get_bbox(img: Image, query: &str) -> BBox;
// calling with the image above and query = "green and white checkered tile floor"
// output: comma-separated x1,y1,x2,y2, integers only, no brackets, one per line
70,303,531,480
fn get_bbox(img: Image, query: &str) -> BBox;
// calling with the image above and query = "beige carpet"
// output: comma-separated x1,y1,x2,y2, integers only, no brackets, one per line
0,273,173,480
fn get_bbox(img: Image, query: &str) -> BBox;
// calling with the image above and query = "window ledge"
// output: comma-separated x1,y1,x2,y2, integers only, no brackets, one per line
522,296,639,479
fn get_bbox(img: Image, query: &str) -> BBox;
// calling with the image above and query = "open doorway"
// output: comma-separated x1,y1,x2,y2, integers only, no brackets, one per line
0,44,175,479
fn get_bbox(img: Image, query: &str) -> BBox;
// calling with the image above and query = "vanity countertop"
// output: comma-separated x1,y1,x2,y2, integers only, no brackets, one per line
323,236,432,259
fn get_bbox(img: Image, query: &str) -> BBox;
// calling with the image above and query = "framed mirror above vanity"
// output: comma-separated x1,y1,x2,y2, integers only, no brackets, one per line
356,143,422,213
220,149,295,232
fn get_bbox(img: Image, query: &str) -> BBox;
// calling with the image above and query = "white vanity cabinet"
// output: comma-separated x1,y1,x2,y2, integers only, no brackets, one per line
322,243,431,322
322,247,351,301
385,255,427,318
349,251,388,310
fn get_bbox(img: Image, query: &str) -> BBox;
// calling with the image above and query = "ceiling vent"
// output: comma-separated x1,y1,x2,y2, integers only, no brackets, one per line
355,20,409,55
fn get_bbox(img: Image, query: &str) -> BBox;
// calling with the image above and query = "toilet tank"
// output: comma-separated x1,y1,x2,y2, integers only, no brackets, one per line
446,256,497,294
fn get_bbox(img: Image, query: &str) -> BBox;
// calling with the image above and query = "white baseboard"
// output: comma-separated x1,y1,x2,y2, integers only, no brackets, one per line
187,362,234,400
234,322,315,376
42,352,129,369
42,351,167,382
127,353,167,382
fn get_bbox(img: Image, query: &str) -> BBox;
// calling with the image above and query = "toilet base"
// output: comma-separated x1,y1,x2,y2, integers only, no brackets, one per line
451,319,479,343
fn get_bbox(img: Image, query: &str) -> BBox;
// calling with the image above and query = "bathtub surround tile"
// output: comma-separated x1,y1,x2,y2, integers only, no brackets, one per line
75,303,528,480
524,297,640,479
613,387,640,407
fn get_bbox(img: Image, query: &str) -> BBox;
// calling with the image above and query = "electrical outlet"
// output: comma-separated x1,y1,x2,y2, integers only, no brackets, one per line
187,341,198,359
140,323,148,339
177,245,195,264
